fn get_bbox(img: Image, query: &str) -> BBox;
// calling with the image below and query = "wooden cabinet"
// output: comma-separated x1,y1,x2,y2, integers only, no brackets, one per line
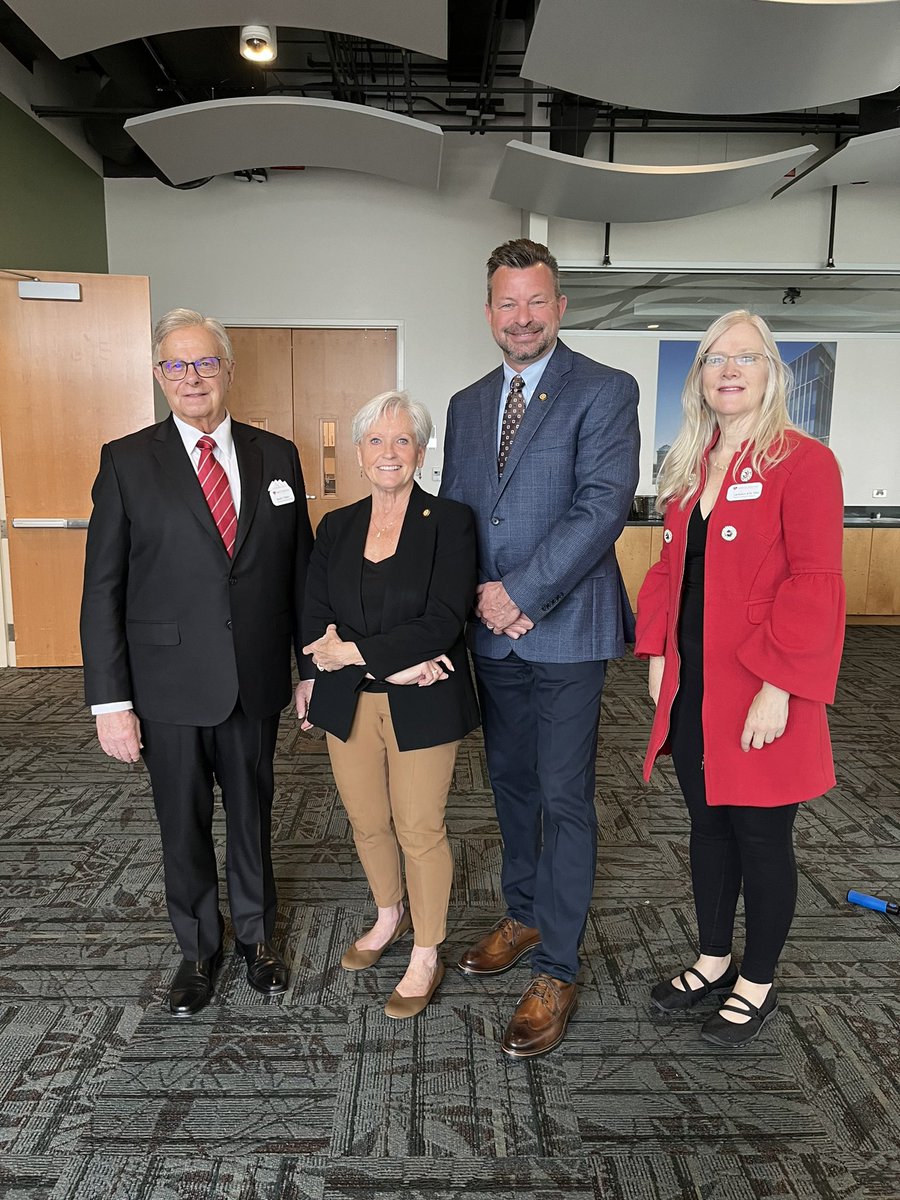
615,525,661,610
842,529,872,615
842,528,900,619
865,528,900,616
616,526,649,610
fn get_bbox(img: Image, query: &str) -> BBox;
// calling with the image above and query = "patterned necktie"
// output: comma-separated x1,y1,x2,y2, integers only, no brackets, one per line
196,435,237,556
498,374,526,477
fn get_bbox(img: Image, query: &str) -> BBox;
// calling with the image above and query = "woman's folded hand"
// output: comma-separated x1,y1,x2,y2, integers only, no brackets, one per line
386,654,454,687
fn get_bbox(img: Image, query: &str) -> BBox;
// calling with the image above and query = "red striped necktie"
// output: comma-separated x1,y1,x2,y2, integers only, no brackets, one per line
196,435,237,556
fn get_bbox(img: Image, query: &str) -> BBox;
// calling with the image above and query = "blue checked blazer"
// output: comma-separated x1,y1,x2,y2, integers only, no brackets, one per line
440,340,640,663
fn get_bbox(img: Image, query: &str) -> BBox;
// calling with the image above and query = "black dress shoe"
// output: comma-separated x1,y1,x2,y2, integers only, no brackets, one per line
235,940,289,995
701,987,779,1047
650,962,739,1013
168,947,223,1017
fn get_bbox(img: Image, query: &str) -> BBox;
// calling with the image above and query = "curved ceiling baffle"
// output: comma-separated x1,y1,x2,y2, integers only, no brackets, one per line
776,128,900,194
125,97,443,189
490,142,818,224
520,0,900,114
1,0,447,58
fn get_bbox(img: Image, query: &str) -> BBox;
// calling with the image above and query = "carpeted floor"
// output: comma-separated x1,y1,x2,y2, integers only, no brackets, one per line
0,627,898,1199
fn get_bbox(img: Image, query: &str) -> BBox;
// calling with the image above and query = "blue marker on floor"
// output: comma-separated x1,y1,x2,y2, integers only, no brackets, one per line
847,890,899,915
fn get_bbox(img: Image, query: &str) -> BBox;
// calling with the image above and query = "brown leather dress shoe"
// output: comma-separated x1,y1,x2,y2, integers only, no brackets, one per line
501,973,578,1058
457,917,541,975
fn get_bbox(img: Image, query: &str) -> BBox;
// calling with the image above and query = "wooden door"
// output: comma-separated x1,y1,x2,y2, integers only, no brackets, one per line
225,327,294,440
0,270,154,666
292,328,397,529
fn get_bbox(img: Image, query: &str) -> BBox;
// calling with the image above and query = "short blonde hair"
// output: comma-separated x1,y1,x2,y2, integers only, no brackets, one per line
351,391,433,449
152,308,234,362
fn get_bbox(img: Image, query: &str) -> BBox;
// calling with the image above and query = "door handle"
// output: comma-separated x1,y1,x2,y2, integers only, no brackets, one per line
305,494,317,500
12,518,90,529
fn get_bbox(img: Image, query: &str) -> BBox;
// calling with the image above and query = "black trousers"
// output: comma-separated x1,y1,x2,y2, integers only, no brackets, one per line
473,652,606,982
141,699,281,960
669,689,798,985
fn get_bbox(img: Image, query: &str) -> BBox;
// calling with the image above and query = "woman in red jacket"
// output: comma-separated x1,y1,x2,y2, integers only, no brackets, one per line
635,311,845,1047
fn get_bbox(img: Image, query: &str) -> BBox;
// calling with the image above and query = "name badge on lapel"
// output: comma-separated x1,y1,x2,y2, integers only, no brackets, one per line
268,479,295,506
726,482,763,502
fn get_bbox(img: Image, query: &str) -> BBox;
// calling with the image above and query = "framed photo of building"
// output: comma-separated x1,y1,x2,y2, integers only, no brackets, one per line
652,339,836,482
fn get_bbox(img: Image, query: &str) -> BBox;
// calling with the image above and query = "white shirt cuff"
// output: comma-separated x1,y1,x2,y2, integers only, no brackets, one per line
91,701,134,714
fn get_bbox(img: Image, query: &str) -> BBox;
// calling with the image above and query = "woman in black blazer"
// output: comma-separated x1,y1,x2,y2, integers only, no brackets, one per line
303,391,479,1018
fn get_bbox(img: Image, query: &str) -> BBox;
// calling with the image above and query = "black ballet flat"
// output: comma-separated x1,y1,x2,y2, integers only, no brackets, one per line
650,962,739,1013
700,987,779,1047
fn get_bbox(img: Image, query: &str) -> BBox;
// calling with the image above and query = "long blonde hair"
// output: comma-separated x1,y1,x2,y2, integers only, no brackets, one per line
656,310,802,512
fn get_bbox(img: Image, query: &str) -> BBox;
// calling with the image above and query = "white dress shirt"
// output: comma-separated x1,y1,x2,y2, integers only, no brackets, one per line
92,411,241,715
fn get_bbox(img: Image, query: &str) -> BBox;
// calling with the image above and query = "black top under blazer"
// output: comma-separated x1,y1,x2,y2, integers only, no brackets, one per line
303,484,480,751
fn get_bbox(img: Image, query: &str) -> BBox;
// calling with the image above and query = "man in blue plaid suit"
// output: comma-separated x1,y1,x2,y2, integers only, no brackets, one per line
441,239,640,1057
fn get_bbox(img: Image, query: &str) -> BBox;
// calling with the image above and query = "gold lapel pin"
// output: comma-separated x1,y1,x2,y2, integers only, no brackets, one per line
539,393,548,402
422,508,431,517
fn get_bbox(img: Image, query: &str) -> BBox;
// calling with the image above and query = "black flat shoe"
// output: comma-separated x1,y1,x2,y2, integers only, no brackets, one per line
168,947,224,1016
650,962,738,1012
701,987,779,1047
235,940,289,995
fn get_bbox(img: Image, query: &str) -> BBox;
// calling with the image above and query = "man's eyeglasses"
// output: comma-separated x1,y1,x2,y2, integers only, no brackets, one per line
700,352,767,369
156,357,224,381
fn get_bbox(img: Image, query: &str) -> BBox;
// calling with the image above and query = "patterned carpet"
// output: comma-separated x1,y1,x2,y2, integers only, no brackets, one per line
0,628,898,1199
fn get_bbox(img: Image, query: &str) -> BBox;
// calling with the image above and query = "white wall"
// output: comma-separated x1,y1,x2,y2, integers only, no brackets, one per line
105,137,518,486
106,130,900,499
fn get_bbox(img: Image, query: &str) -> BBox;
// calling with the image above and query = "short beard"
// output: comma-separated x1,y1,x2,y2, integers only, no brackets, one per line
496,327,556,365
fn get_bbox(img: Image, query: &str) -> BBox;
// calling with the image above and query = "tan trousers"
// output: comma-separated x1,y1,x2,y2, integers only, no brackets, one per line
326,691,459,946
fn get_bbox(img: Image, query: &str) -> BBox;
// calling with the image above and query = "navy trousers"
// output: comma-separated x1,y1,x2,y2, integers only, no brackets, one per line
473,652,606,981
141,699,281,960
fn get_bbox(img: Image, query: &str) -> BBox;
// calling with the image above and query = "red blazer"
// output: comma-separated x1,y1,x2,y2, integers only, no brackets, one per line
635,432,845,807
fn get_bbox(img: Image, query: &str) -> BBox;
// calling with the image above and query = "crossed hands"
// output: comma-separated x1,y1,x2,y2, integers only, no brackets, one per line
296,621,455,732
476,581,534,640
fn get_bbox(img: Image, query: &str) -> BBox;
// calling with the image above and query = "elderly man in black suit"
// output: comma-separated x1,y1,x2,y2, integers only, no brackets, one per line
80,308,314,1016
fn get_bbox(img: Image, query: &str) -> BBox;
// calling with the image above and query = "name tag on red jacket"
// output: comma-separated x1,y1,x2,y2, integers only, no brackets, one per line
726,482,763,501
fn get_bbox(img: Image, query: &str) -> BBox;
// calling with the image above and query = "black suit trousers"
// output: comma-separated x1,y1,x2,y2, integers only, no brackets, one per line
141,699,280,959
473,652,606,982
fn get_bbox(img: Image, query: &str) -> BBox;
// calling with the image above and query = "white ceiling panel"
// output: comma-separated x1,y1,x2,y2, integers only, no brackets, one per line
125,97,443,189
4,0,447,59
491,141,817,224
781,128,900,193
521,0,900,114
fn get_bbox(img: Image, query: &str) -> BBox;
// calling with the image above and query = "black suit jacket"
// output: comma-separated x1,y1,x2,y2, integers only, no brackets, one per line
80,414,314,725
303,484,480,751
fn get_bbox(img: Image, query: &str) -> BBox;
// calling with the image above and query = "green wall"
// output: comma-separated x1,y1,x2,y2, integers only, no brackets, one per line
0,92,107,272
